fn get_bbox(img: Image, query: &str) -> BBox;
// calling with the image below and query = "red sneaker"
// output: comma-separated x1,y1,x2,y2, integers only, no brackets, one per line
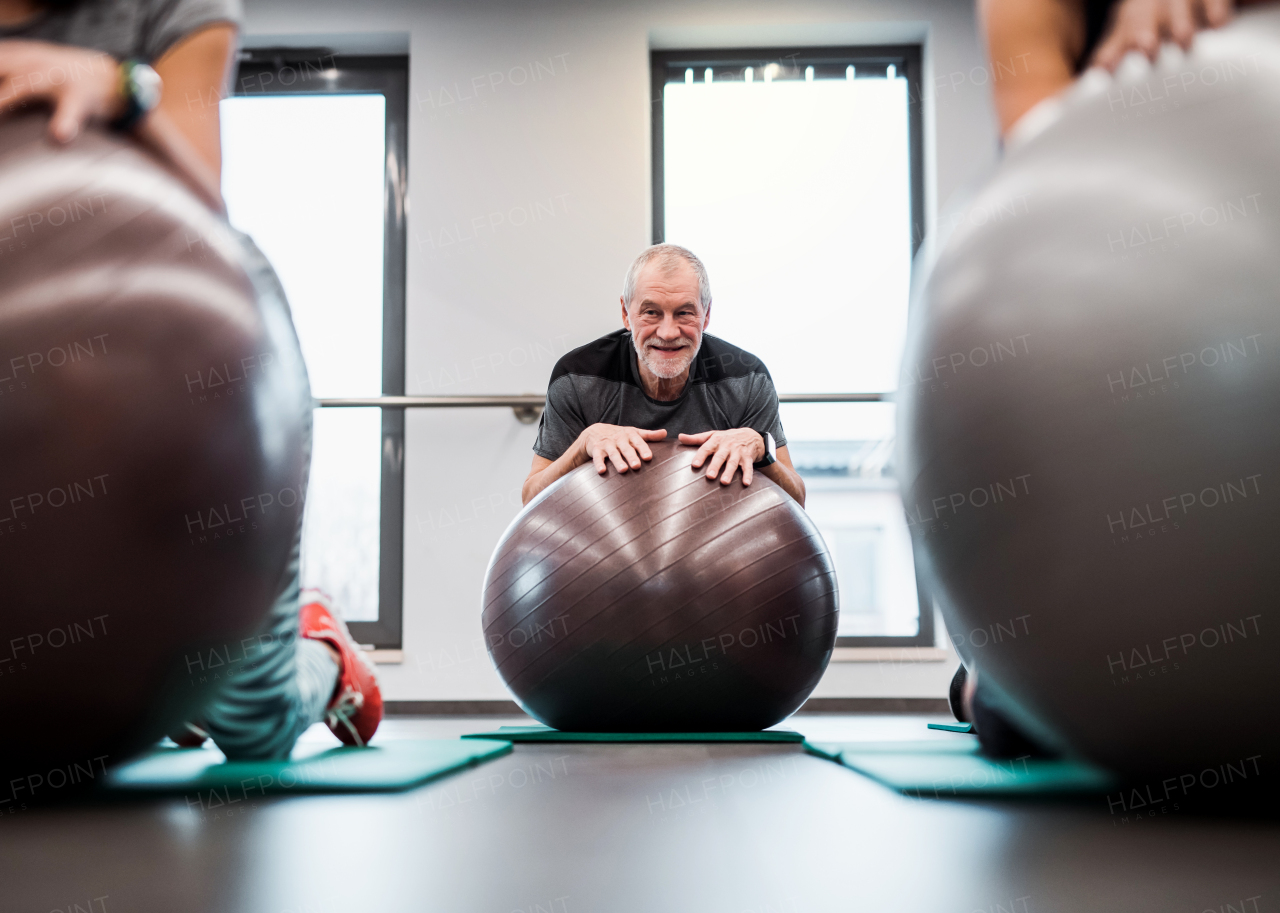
299,590,383,746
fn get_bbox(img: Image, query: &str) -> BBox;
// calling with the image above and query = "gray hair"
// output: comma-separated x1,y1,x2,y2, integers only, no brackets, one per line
621,243,712,311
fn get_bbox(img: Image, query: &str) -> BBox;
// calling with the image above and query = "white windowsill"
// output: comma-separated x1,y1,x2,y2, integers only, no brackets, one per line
830,647,951,663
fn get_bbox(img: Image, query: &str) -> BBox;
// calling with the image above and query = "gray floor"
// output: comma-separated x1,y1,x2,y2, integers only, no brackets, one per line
4,714,1277,913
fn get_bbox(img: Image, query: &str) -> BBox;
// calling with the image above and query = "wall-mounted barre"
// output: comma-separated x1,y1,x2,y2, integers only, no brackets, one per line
315,392,891,423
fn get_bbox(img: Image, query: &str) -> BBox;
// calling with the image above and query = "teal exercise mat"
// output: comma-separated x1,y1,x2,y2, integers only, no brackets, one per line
104,738,512,795
462,725,804,743
927,722,974,733
804,739,1117,796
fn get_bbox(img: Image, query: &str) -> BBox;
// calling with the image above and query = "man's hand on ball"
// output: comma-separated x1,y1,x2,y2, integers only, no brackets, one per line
1091,0,1233,71
579,424,667,475
0,41,125,142
680,429,765,487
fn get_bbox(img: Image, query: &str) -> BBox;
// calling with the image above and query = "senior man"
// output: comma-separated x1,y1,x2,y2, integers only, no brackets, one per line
522,244,805,506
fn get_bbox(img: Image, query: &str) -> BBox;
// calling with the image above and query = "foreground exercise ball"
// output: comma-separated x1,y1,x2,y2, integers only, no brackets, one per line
483,441,838,731
898,8,1280,775
0,112,310,776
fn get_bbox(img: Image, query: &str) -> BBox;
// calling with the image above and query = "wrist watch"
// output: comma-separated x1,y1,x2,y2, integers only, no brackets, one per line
753,431,777,468
111,59,163,132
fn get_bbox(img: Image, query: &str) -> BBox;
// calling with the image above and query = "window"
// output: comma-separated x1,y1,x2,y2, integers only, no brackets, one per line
221,51,408,647
651,46,932,647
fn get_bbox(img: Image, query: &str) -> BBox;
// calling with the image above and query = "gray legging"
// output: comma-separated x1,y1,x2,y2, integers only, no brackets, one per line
198,232,339,761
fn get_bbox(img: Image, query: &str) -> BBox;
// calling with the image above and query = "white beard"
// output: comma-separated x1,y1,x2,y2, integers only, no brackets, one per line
633,333,701,380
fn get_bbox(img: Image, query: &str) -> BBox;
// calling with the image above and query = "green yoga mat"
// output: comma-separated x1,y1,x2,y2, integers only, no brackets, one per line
463,725,804,743
804,738,1117,797
104,738,512,796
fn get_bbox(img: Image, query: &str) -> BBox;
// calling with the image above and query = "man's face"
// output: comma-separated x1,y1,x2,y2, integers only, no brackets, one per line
622,260,710,381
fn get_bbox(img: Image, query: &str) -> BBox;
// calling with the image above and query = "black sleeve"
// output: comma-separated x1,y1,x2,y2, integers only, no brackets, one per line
738,370,787,448
532,374,587,461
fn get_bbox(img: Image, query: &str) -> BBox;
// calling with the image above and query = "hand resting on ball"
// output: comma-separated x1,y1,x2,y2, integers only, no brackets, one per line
523,422,805,506
679,428,766,486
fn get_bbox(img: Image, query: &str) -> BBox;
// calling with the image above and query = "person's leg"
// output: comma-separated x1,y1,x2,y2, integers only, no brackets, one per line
950,663,1055,759
201,543,340,760
197,230,341,761
968,681,1055,759
948,664,970,723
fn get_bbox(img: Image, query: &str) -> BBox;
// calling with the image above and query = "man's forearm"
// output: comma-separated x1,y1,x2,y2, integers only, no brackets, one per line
521,447,583,505
134,109,225,211
761,462,805,507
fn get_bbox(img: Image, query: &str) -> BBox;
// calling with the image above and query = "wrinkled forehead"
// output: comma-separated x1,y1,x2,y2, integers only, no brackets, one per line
630,259,702,307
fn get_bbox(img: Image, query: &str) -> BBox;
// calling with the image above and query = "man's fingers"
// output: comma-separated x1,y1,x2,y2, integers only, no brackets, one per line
593,447,608,475
720,451,742,485
679,431,713,444
618,440,642,470
49,93,86,143
705,447,727,480
629,432,654,462
1092,33,1125,70
742,459,754,487
605,442,629,473
1202,0,1231,27
691,439,718,469
641,429,668,441
1167,0,1196,48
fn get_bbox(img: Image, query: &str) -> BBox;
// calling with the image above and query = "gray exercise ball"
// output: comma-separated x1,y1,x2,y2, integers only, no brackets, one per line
899,6,1280,776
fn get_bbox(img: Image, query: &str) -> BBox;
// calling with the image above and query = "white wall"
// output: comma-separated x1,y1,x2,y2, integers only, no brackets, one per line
243,0,1001,701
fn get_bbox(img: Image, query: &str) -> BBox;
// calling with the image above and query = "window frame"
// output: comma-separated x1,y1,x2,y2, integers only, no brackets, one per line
649,44,934,648
232,50,408,648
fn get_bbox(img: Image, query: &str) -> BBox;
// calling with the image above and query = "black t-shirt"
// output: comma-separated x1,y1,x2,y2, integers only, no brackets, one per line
533,330,787,461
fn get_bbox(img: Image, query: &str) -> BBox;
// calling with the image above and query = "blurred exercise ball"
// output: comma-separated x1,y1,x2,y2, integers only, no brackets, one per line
898,8,1280,775
0,113,310,777
483,441,838,731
